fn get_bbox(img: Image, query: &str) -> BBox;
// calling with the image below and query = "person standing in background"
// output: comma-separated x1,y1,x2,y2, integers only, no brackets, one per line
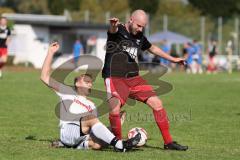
195,41,203,74
73,39,83,68
207,40,218,74
160,39,171,69
191,40,203,74
181,43,190,72
0,17,11,78
186,42,194,74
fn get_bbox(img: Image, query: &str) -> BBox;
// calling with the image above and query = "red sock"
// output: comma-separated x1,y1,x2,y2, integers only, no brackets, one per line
109,113,122,139
153,108,173,144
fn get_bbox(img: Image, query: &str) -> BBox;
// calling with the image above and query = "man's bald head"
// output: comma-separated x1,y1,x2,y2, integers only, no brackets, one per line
128,9,148,35
131,10,148,24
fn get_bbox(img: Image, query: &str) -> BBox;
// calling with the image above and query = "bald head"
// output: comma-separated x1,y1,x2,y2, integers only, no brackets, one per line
128,9,148,35
131,10,148,24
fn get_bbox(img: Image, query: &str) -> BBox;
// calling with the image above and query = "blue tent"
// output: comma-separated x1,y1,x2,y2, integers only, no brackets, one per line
148,31,192,44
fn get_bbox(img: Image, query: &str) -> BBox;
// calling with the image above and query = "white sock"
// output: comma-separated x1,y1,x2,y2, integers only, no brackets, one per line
115,140,123,149
91,122,123,149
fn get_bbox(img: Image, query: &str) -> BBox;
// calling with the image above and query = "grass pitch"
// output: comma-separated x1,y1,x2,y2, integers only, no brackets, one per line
0,67,240,160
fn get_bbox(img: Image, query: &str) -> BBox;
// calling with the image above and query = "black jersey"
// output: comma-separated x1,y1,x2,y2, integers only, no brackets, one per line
102,24,152,78
0,26,11,48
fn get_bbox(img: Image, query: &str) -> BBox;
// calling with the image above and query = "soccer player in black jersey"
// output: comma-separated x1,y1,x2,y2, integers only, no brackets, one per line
0,17,11,78
103,9,188,151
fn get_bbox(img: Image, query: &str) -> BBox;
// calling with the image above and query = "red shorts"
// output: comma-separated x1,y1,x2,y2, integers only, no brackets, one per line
0,48,7,57
104,76,156,106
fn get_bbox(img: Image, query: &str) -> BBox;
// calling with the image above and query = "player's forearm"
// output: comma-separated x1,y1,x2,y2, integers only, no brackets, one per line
40,51,54,84
108,18,119,33
148,45,175,62
109,26,118,33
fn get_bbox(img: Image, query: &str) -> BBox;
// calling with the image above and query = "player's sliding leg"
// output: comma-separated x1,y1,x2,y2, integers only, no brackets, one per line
51,136,101,150
108,97,122,139
82,115,124,149
146,96,188,151
81,114,141,152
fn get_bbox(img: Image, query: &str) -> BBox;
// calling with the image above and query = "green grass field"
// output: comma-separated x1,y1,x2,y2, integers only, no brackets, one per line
0,68,240,160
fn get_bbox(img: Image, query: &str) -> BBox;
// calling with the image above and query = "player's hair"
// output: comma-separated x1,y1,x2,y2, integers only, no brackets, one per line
73,74,92,90
0,17,7,20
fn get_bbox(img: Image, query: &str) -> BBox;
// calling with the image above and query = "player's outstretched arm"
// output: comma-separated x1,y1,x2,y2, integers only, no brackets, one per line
40,42,60,91
108,17,119,33
148,44,186,65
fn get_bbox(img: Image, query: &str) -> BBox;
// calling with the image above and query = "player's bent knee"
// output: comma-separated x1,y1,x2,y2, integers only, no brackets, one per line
109,108,121,115
146,96,163,110
108,97,121,107
82,115,99,128
88,117,100,126
108,97,121,113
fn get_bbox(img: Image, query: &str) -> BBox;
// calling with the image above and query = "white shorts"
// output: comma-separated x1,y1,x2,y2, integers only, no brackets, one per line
60,123,90,149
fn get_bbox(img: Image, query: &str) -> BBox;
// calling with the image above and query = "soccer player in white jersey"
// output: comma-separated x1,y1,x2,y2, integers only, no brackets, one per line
40,42,140,152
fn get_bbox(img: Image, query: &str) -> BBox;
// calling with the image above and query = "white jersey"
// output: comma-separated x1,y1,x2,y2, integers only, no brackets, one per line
55,84,97,128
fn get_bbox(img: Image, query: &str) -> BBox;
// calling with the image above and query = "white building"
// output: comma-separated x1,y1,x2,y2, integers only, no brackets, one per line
3,13,108,69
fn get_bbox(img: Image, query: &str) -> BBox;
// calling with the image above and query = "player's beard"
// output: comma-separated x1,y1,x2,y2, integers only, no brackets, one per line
129,24,137,35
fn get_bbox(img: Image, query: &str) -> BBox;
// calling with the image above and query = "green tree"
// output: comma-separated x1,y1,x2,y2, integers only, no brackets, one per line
100,0,129,21
18,0,49,14
48,0,64,15
71,0,130,22
1,0,20,12
128,0,159,16
48,0,81,15
100,0,129,14
78,0,102,22
79,0,101,13
0,7,15,15
151,0,214,41
63,0,81,11
189,0,240,18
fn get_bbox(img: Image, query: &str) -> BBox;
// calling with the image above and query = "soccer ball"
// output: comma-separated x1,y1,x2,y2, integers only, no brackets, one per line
127,127,148,147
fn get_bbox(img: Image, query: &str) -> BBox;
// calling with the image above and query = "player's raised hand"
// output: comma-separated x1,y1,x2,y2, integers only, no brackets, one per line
48,42,60,54
109,17,119,27
109,17,119,33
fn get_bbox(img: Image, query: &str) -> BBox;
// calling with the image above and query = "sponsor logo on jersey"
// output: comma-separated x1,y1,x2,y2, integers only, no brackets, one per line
122,45,138,59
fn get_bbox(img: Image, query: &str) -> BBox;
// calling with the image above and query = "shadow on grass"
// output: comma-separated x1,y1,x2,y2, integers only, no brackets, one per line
25,135,56,143
25,135,144,152
25,135,165,152
143,144,164,150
